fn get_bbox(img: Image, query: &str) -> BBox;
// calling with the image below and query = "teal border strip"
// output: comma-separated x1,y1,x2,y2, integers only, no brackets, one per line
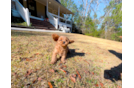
122,60,134,62
122,73,134,78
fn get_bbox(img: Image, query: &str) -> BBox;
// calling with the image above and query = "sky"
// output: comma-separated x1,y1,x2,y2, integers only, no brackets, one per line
73,0,109,29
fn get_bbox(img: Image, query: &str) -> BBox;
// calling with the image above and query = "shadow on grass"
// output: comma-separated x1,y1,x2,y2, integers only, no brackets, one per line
56,49,85,61
104,50,122,82
53,49,85,64
109,50,122,60
67,49,85,59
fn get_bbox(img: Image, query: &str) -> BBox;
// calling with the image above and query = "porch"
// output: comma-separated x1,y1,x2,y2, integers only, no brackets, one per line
11,0,73,33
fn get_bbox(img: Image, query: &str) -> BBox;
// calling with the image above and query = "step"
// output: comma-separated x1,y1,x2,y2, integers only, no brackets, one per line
32,25,54,28
30,18,56,30
33,26,55,30
32,24,55,27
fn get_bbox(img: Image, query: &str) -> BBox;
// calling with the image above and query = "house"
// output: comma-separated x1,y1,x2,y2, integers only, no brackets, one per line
11,0,74,33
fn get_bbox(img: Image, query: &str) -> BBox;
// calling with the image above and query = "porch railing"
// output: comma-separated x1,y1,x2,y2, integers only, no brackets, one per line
14,0,30,26
11,0,16,10
49,12,72,25
47,12,72,32
47,12,58,29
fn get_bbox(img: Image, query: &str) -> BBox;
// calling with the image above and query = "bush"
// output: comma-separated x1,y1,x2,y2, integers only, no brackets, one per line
83,29,103,38
11,10,24,23
81,28,122,42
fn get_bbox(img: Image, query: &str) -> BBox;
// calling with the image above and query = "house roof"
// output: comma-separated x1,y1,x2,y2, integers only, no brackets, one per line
36,0,74,14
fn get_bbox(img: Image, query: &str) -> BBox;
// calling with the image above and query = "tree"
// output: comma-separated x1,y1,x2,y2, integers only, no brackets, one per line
100,0,122,41
60,0,122,41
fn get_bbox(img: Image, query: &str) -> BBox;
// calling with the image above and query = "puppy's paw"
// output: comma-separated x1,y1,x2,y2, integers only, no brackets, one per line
50,61,55,64
61,60,66,64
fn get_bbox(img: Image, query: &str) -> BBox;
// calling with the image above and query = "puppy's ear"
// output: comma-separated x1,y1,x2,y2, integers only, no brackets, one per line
69,40,74,44
52,34,60,41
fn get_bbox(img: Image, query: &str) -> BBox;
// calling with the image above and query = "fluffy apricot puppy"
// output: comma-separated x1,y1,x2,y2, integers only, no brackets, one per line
51,34,74,64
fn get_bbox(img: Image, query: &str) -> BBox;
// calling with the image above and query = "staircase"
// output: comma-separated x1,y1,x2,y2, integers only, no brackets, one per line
30,18,56,30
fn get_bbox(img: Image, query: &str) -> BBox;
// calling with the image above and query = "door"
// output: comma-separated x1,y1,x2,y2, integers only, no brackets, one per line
45,6,47,18
27,0,37,16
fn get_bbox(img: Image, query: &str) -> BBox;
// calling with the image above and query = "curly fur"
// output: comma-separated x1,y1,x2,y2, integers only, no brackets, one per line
51,34,74,64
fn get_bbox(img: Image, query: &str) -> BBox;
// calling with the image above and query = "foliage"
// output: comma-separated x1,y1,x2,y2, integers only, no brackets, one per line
84,0,122,41
100,0,122,41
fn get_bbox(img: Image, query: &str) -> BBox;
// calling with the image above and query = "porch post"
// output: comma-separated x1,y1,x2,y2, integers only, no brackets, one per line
71,14,73,33
47,0,48,13
65,12,67,24
57,6,60,29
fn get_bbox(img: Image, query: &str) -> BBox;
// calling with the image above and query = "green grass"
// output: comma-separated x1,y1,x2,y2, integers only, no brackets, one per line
11,30,122,88
11,22,32,27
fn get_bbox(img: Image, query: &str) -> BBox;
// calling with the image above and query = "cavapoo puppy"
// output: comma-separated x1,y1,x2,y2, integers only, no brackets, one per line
51,34,74,64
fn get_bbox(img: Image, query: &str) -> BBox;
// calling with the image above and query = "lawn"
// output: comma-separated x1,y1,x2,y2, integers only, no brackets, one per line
11,30,122,88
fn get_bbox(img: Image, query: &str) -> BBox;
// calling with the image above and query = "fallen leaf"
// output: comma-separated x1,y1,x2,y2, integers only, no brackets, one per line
95,84,99,87
32,79,37,83
83,60,89,65
61,65,67,68
48,82,53,88
35,53,39,55
82,50,84,53
100,60,103,63
100,82,103,87
26,58,31,61
38,77,42,81
76,69,81,79
70,76,76,83
91,72,94,75
25,69,33,77
86,52,90,54
34,69,39,72
30,60,35,62
79,58,82,59
59,68,67,74
74,59,77,62
117,85,122,88
49,69,55,73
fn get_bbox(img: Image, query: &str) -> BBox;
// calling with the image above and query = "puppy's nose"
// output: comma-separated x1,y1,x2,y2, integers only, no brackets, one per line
63,41,65,44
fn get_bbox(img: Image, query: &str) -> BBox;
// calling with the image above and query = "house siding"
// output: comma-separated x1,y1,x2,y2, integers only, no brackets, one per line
23,0,27,8
17,0,65,18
